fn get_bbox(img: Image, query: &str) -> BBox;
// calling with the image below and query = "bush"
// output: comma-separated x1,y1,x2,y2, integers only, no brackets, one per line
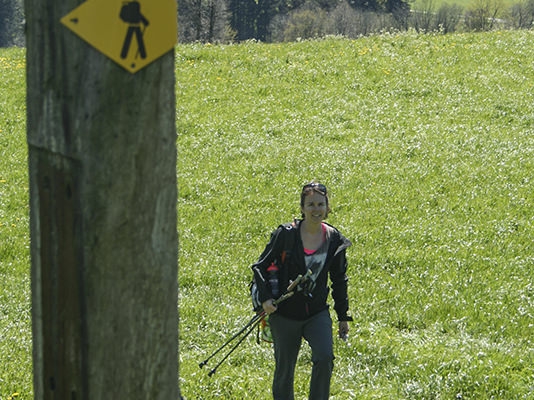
435,3,464,33
509,0,534,28
329,2,394,36
279,3,329,41
464,0,504,31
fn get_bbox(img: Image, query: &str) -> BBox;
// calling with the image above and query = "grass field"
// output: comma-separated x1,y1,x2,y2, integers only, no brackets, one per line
2,30,534,399
0,48,30,400
412,0,471,9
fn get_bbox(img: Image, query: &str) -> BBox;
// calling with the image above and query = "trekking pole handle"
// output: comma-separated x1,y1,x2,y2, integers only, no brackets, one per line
272,269,313,306
286,274,302,292
286,269,313,292
273,291,294,305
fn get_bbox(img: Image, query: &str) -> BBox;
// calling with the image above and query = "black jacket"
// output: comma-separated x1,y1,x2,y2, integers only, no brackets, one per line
251,220,352,321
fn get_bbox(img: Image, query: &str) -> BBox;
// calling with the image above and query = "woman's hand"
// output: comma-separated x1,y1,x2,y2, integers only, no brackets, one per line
262,299,277,315
338,321,349,340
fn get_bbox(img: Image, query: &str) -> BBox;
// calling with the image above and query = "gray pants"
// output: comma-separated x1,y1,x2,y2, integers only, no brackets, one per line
269,309,334,400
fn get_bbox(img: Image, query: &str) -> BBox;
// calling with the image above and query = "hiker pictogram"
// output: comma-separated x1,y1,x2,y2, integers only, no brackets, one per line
61,0,177,73
120,1,149,60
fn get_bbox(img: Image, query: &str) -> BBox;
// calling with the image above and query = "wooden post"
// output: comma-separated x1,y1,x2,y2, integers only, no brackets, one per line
25,0,179,398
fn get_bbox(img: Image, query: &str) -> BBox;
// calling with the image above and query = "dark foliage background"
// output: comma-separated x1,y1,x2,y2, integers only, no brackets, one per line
0,0,24,47
2,0,534,49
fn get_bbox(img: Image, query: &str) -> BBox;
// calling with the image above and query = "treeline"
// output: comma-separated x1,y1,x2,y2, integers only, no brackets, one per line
178,0,534,43
2,0,534,47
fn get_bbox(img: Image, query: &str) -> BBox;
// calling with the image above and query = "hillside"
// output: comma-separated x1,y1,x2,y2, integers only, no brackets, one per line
1,30,534,398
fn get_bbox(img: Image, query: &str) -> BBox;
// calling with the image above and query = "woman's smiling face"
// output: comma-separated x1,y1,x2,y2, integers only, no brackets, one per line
301,191,328,223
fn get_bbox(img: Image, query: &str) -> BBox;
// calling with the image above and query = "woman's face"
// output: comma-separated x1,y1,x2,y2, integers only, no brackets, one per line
301,191,328,223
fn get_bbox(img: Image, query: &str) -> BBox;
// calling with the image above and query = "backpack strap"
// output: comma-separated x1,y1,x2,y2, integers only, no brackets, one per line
279,218,298,266
250,219,299,312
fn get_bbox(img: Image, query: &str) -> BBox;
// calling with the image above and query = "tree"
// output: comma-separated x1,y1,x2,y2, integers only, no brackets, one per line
229,0,258,40
0,0,15,46
435,3,463,33
328,1,384,36
229,0,298,41
328,1,362,36
0,0,24,46
256,0,285,42
464,0,503,30
25,0,180,398
412,0,437,32
347,0,381,11
179,0,232,42
386,0,412,29
509,0,534,28
281,2,329,41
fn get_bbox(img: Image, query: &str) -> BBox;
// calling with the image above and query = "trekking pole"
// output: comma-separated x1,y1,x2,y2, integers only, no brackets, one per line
206,313,265,376
199,271,312,375
198,311,264,369
204,295,290,377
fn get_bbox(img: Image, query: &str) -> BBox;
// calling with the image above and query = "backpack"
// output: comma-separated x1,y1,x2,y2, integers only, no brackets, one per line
119,1,142,24
250,222,296,312
250,249,290,312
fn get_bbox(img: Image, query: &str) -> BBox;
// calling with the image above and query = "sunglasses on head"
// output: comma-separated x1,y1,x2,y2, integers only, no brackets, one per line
303,183,327,195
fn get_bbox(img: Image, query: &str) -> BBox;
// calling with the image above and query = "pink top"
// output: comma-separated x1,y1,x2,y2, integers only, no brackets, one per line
303,223,327,255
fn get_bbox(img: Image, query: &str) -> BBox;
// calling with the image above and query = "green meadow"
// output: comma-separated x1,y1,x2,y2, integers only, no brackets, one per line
2,30,534,399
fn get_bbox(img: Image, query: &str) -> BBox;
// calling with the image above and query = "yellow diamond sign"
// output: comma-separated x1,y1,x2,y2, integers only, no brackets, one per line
61,0,177,73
